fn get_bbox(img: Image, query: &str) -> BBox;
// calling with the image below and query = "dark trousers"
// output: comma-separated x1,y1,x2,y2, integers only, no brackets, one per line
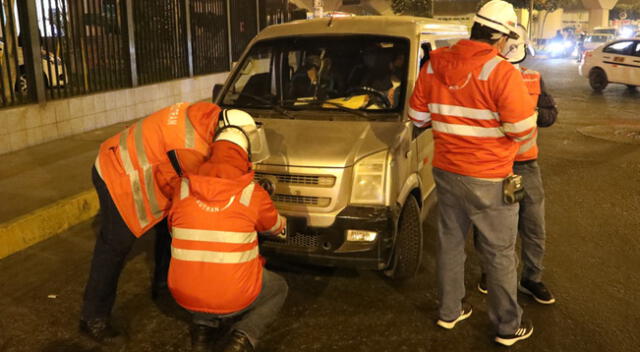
191,269,288,348
81,166,171,321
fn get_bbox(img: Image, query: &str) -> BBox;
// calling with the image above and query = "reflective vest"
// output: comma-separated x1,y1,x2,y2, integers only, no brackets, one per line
168,175,285,315
409,54,537,178
516,66,542,162
95,102,220,236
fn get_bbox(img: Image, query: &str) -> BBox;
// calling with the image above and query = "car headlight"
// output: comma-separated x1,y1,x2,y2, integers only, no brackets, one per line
350,150,387,205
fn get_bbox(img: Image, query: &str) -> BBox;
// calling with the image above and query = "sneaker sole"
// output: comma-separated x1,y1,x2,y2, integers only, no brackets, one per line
495,326,534,346
436,308,473,330
477,283,488,295
518,284,556,305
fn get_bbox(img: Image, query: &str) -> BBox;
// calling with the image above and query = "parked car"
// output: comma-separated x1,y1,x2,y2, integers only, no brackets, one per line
213,16,468,279
0,40,66,94
579,38,640,91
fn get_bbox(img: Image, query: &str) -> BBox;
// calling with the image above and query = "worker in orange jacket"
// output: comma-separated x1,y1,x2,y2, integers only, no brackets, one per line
409,0,537,346
80,102,252,343
168,112,287,352
476,25,558,305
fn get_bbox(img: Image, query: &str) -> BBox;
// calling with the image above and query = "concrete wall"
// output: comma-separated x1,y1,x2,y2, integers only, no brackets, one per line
0,72,228,155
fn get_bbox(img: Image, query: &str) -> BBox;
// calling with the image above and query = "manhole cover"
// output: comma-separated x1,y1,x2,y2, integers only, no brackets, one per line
577,125,640,145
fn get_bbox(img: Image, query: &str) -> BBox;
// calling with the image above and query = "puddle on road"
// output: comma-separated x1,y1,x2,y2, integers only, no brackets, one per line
577,125,640,145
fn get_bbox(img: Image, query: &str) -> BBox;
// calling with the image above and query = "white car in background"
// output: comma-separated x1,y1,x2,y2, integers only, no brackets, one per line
579,38,640,92
583,34,615,51
0,40,66,94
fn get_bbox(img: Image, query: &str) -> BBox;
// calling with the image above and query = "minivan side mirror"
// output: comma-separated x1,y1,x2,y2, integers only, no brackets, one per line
212,84,224,102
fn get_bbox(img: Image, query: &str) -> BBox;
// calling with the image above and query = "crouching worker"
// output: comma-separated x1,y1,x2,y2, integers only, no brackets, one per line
168,111,287,352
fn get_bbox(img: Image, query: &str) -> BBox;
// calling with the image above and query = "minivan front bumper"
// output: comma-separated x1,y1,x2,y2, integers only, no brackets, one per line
260,205,400,270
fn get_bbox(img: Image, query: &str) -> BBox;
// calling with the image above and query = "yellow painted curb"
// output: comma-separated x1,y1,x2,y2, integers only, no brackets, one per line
0,190,99,260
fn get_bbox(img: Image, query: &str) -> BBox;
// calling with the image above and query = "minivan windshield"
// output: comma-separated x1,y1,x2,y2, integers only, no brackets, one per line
220,35,409,120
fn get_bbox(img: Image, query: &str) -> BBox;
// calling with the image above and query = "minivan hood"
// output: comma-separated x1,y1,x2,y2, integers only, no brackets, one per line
259,118,406,168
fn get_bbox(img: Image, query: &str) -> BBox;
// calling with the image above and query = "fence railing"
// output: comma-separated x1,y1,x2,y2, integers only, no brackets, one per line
0,0,295,109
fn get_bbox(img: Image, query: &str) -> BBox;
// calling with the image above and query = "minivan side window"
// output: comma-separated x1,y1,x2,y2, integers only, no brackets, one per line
603,41,634,55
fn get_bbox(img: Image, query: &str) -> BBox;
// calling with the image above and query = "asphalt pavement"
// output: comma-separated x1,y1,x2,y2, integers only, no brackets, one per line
1,58,639,352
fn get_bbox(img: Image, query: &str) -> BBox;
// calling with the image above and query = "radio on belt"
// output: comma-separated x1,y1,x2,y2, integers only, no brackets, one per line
503,174,525,204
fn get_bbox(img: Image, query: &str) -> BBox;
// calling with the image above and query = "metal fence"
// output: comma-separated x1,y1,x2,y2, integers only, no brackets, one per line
191,0,229,76
259,0,291,30
0,0,296,108
229,0,258,62
0,0,30,106
43,0,130,99
134,0,189,85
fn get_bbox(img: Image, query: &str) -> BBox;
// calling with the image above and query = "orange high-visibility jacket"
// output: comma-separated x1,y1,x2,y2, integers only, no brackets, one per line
94,102,220,236
167,171,285,315
409,40,537,178
515,66,542,162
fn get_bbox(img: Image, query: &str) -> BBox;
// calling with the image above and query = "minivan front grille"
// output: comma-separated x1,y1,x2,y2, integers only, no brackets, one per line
287,232,319,248
272,194,331,207
255,172,335,187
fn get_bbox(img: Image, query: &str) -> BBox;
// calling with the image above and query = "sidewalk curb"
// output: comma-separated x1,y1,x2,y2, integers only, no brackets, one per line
0,190,99,260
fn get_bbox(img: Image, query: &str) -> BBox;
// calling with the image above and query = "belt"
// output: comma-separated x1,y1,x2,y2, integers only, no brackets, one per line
514,159,537,166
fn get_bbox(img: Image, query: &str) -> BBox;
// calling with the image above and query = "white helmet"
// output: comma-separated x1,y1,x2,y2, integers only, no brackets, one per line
502,24,529,63
474,0,519,40
216,109,271,163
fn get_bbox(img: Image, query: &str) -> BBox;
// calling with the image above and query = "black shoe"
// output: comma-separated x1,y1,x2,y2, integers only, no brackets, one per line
477,273,488,295
436,303,472,330
79,318,124,345
495,319,534,346
519,279,556,304
221,330,255,352
191,324,215,352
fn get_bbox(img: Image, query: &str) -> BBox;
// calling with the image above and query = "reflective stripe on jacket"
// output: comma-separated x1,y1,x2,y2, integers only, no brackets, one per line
168,175,284,315
516,66,542,162
95,102,219,236
409,40,537,178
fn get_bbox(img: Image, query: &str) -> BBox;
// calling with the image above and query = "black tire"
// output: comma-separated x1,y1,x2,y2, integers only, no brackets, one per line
589,68,608,92
384,195,423,280
14,67,28,95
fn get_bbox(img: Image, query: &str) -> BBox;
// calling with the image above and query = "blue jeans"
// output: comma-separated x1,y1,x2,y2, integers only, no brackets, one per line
433,167,522,336
514,160,546,282
191,269,288,348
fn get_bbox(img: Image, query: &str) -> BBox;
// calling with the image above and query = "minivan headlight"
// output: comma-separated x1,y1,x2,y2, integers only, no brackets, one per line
350,151,387,205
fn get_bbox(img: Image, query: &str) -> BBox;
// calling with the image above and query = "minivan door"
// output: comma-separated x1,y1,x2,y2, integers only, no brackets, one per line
414,39,436,201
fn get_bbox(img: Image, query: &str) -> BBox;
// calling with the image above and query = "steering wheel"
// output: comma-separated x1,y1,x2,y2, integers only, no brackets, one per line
346,86,391,109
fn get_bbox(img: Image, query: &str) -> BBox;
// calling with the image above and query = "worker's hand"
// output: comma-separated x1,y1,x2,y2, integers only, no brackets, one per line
275,222,287,241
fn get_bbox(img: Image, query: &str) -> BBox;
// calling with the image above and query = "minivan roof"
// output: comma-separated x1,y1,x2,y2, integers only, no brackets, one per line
256,16,469,41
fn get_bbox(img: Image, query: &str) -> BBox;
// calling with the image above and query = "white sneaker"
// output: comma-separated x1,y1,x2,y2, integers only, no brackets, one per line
436,303,472,330
495,320,534,346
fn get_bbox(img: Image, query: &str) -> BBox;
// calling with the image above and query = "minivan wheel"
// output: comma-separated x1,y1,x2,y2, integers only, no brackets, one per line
384,195,423,280
588,68,608,92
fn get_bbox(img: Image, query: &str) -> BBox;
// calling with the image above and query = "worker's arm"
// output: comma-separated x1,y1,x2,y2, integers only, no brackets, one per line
408,62,433,128
254,186,286,236
536,78,558,128
494,63,538,143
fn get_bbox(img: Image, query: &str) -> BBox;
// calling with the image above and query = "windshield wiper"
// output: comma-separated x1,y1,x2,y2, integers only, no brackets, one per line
234,92,294,119
292,98,371,119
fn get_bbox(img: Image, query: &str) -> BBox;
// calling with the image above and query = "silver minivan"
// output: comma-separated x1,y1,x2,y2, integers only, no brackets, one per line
214,16,468,279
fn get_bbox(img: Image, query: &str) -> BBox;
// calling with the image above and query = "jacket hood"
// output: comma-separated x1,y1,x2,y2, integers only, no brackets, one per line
430,40,498,87
187,141,254,202
187,102,220,144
